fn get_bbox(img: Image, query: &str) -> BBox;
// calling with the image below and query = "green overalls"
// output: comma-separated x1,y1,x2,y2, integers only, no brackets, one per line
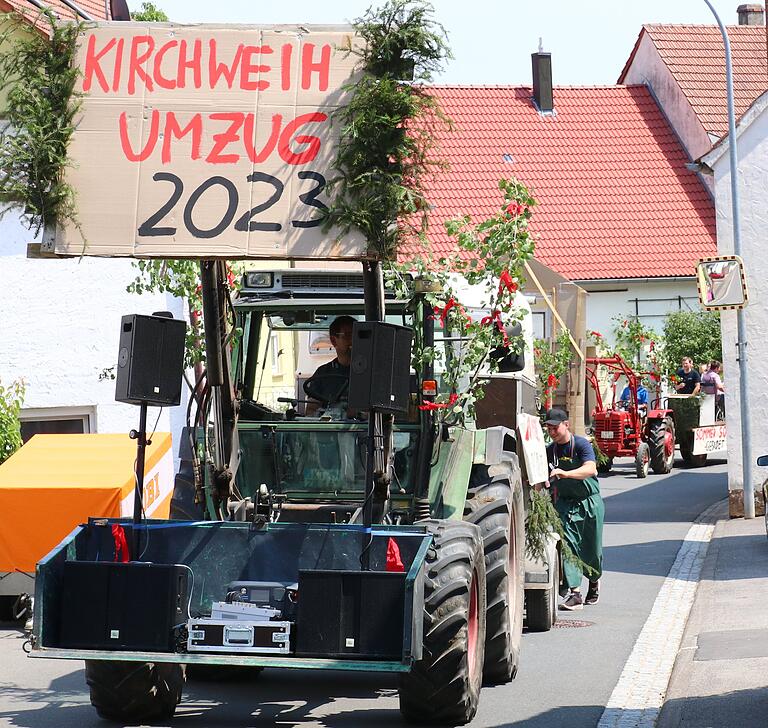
551,437,605,589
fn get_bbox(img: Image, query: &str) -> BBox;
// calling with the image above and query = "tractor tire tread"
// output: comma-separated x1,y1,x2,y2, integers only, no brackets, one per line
85,660,184,723
463,461,524,684
399,519,486,725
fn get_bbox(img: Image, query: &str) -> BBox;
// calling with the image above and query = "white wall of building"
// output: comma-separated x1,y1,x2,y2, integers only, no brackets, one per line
578,278,700,346
621,32,714,192
0,214,188,462
703,93,768,495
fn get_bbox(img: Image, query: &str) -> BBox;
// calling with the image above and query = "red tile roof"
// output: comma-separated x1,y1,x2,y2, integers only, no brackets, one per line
403,85,715,281
618,24,768,138
0,0,109,22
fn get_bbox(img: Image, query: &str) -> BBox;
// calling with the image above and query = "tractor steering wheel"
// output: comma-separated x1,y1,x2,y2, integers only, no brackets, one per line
303,373,350,408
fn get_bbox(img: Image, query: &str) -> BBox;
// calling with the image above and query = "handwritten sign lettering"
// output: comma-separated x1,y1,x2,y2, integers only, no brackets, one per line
54,23,365,259
692,424,727,456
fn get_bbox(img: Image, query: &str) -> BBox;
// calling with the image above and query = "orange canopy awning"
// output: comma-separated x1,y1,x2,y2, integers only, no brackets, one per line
0,433,173,573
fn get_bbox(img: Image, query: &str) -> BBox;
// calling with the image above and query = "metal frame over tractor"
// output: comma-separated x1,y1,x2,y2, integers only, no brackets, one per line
587,355,675,478
29,264,553,725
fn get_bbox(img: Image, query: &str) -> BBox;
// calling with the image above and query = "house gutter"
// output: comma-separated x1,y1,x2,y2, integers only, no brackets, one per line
572,275,696,285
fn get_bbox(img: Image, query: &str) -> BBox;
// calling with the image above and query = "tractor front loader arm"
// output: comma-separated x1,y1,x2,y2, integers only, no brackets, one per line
200,260,240,519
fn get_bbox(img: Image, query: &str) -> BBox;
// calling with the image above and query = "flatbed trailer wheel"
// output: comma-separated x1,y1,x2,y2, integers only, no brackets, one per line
649,416,675,474
464,460,524,683
85,660,184,722
525,544,559,633
399,519,487,725
680,431,707,467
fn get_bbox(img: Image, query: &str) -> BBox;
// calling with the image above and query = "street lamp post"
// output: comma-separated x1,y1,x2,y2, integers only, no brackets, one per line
702,0,754,518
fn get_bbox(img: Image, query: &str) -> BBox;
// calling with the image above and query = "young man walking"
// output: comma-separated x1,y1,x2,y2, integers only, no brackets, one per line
545,408,605,611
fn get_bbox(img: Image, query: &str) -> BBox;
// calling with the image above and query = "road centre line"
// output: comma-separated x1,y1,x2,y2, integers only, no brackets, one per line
596,499,723,728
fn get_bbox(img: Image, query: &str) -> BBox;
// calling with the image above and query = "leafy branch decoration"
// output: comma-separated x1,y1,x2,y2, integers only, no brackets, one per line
0,9,84,236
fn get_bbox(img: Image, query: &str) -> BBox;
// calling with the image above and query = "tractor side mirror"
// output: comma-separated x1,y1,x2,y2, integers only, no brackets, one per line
696,256,748,310
757,455,768,467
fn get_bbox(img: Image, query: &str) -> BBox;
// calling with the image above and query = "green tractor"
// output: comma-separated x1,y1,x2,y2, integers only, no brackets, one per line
30,263,540,725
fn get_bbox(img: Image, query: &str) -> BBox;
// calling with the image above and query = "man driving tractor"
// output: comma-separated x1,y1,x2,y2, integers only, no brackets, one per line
304,315,355,415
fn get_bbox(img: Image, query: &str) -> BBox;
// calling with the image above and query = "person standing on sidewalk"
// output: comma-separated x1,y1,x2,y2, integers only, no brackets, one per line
545,408,605,611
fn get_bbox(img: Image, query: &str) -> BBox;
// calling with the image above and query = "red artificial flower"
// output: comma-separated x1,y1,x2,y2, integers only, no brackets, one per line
547,373,559,388
481,309,508,346
418,392,460,411
649,340,655,351
434,298,471,329
505,202,527,218
498,270,518,298
589,330,603,339
622,319,628,328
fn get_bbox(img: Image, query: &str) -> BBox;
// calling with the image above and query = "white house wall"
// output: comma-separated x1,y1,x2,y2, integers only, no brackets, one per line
706,102,768,496
0,214,187,462
622,32,714,191
579,279,700,346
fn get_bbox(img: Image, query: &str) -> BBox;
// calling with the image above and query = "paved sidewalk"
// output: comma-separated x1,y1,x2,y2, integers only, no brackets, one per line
658,500,768,727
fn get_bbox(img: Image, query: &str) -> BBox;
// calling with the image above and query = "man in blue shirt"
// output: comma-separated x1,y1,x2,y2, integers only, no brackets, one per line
620,383,648,406
545,408,604,610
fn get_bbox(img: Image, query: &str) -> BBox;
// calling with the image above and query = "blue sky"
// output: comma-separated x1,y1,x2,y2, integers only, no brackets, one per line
126,0,747,85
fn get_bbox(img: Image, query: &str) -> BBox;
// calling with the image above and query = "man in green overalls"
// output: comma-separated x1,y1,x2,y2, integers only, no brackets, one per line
545,408,604,611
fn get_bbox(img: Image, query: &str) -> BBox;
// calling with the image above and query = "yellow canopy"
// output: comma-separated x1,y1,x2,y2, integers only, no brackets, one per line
0,433,173,573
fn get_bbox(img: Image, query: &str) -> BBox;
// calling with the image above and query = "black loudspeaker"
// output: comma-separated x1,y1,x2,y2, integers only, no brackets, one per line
347,322,412,414
115,314,186,406
59,561,189,651
296,570,405,659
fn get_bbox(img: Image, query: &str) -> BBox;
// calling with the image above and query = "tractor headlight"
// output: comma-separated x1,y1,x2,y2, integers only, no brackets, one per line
245,272,274,288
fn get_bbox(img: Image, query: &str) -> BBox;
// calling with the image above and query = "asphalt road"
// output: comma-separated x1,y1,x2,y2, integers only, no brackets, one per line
0,457,727,728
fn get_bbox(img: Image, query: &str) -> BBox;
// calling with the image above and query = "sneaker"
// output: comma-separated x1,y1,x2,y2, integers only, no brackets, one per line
559,590,583,611
585,580,600,605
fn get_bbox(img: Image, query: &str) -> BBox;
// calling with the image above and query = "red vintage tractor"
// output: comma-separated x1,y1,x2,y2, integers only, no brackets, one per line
586,355,676,478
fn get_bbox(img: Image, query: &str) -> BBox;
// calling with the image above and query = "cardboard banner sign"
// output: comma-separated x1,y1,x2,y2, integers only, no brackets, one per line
54,23,367,260
517,412,549,486
692,424,727,456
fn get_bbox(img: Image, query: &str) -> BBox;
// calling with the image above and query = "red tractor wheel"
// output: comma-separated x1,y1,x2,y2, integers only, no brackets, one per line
635,442,650,478
649,416,676,474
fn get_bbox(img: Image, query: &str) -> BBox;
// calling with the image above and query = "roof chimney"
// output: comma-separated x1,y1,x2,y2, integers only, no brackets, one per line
531,40,553,113
737,4,764,25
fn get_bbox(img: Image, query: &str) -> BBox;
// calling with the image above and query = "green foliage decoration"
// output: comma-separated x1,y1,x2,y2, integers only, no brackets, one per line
324,0,452,259
526,488,597,578
610,315,660,371
385,178,536,422
0,10,84,235
533,329,573,409
127,260,243,369
0,378,25,464
130,2,169,21
659,310,722,377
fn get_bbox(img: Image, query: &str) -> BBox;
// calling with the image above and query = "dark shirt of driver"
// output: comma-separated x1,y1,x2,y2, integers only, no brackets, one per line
308,358,350,404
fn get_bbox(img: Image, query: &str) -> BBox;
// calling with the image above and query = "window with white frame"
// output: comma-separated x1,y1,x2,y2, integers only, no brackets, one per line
18,406,96,443
532,311,546,340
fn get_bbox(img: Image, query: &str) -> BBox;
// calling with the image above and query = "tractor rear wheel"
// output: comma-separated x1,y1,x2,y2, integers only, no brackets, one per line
464,460,525,684
399,520,486,725
85,660,184,722
649,417,676,474
635,442,650,478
